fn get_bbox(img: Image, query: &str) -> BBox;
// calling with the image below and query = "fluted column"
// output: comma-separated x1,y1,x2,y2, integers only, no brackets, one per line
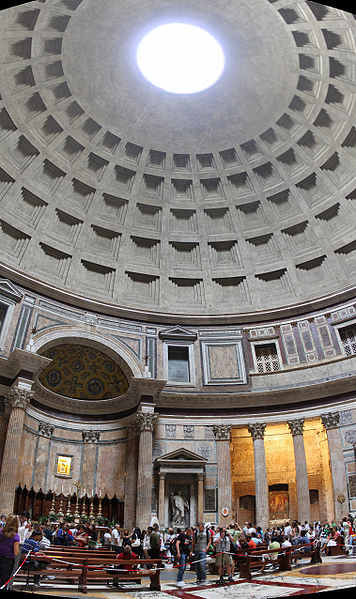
135,411,157,529
81,431,100,493
124,424,139,529
158,472,165,527
287,419,310,524
321,412,349,522
248,423,269,529
0,397,10,469
197,473,204,523
212,425,232,525
0,387,32,514
33,423,54,492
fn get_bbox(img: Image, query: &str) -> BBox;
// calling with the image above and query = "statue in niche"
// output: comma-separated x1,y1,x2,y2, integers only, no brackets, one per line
170,490,190,526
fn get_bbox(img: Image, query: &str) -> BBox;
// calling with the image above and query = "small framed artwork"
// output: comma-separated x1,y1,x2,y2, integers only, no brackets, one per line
56,455,72,478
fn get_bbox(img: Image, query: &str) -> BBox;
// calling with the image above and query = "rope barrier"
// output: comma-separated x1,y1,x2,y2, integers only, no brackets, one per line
0,550,31,590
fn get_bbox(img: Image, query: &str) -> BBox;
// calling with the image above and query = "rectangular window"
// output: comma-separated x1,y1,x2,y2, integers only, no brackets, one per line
204,489,217,512
255,342,281,373
0,304,7,337
168,346,190,383
338,323,356,356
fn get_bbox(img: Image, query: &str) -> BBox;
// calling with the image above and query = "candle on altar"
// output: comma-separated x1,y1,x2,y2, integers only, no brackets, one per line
99,489,101,497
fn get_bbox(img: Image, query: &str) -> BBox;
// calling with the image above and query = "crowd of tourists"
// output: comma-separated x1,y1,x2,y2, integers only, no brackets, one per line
0,513,356,589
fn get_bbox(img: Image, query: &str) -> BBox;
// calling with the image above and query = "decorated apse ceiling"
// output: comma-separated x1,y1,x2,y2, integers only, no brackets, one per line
39,344,129,400
0,1,356,317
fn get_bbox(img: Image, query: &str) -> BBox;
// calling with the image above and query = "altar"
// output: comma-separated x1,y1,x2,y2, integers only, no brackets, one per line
155,448,207,528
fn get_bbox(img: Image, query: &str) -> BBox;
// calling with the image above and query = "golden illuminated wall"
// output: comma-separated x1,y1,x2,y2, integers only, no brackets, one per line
231,418,333,523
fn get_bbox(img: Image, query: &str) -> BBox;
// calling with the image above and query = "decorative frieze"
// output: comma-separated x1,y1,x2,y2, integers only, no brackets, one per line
165,424,176,439
212,424,231,441
287,419,305,436
136,412,157,433
184,425,194,439
248,422,266,440
321,412,340,430
8,387,32,411
38,422,54,438
82,431,100,443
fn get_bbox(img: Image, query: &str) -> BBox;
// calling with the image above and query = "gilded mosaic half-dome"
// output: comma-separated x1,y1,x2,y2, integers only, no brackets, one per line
39,344,129,399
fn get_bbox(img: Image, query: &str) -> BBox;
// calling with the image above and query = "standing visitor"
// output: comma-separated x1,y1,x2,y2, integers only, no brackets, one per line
194,522,210,585
0,515,20,590
214,527,234,584
176,527,193,588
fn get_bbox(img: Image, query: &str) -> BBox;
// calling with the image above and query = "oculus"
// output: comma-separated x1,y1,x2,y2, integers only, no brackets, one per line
136,23,225,94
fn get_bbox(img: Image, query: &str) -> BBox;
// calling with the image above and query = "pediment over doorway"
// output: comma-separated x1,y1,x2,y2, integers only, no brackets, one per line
156,447,208,465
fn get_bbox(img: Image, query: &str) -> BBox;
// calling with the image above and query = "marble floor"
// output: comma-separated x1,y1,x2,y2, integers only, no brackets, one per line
12,556,356,598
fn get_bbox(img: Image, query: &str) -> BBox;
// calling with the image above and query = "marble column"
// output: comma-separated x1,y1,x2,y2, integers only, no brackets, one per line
287,419,310,524
212,425,232,525
81,431,100,494
0,387,32,514
124,424,139,529
135,411,157,529
158,472,165,527
0,397,10,469
321,412,349,522
197,473,204,523
33,423,54,492
248,423,269,529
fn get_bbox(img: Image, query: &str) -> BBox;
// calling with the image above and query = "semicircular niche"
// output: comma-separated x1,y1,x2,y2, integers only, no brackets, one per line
39,343,129,400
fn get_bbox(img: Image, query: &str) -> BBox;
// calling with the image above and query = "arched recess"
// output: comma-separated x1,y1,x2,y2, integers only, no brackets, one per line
31,327,144,380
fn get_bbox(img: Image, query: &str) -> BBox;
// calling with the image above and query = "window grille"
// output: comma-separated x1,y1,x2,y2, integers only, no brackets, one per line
339,324,356,356
255,343,280,373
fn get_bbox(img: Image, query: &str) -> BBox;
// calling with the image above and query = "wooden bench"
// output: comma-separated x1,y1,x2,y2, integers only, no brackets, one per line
17,555,162,593
238,548,292,580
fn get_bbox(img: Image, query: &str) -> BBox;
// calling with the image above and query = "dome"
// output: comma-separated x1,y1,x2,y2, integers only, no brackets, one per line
0,0,355,320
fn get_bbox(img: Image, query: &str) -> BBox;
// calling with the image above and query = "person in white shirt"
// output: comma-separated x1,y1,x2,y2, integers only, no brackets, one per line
103,528,112,546
281,536,292,548
111,525,121,553
248,526,256,536
39,535,51,549
284,523,292,537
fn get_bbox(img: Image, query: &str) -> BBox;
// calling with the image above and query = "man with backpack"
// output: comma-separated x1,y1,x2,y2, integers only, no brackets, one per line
193,523,211,585
149,523,161,559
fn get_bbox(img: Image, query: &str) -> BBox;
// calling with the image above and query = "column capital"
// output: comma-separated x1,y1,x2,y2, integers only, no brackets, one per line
38,422,54,438
321,412,340,430
136,411,157,433
248,422,266,440
8,387,32,411
287,418,305,436
82,431,100,443
197,473,205,482
159,472,166,480
212,425,231,441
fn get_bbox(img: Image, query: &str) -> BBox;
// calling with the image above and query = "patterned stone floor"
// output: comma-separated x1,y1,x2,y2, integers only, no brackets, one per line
13,556,356,597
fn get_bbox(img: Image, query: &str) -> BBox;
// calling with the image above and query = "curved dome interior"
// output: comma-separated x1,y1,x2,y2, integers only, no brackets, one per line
0,0,355,316
39,343,129,399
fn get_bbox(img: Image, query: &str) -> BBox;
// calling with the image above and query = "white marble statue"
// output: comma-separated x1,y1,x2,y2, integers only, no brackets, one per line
170,490,189,526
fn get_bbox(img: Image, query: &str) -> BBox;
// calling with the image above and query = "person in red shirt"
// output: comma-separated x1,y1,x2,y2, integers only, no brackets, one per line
116,544,138,571
247,536,256,549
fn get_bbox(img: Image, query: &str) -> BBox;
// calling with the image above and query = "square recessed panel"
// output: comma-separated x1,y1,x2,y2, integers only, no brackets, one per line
201,339,246,385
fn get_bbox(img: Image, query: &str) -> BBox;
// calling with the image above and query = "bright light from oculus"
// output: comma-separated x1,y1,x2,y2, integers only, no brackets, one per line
136,23,225,94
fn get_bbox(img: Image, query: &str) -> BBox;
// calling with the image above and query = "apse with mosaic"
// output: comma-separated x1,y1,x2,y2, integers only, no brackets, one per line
39,344,129,399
